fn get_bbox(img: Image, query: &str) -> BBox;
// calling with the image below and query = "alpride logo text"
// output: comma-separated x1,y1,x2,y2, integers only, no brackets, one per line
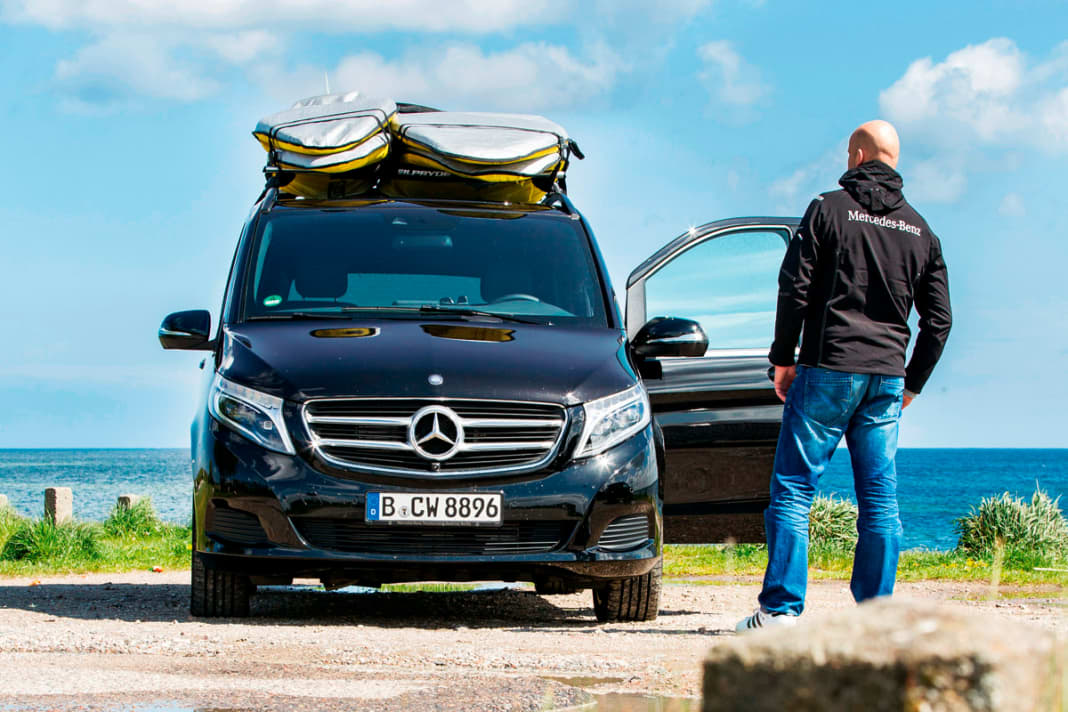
847,210,922,236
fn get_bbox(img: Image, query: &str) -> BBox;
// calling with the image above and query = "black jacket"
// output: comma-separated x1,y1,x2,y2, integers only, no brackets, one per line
769,161,952,394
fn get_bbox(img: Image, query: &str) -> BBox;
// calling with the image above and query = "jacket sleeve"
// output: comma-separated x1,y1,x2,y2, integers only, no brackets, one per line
904,235,952,393
769,198,824,366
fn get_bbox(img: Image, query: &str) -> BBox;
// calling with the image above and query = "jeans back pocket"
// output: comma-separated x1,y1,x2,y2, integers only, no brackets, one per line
801,367,854,428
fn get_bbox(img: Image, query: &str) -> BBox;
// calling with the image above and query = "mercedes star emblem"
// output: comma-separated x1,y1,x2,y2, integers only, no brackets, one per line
408,405,464,461
428,374,444,386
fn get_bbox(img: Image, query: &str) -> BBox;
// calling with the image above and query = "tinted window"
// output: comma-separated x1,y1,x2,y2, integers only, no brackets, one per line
644,229,787,349
243,206,608,327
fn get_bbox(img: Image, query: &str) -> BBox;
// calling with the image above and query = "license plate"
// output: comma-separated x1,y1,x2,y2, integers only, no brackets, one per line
366,492,502,525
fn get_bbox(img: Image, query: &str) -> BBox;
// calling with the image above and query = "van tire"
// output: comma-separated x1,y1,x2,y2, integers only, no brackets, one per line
190,550,251,618
592,560,661,622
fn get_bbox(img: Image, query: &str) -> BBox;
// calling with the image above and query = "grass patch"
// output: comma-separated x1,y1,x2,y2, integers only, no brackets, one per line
664,487,1068,586
664,543,1068,585
0,505,23,551
1,517,102,563
955,488,1068,562
380,583,486,593
0,504,190,577
103,498,171,538
809,495,859,549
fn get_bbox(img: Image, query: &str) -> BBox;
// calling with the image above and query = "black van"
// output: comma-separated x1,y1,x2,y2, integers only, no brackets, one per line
160,188,798,621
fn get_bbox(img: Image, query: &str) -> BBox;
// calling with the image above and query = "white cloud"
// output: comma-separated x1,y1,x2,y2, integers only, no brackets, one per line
907,159,967,204
5,1,709,113
197,30,279,65
54,34,221,113
259,42,625,113
697,40,768,108
0,0,566,33
1040,87,1068,148
998,192,1025,216
768,145,844,213
879,38,1068,152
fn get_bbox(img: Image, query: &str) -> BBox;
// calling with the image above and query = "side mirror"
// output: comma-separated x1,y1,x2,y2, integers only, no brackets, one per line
159,310,214,351
632,317,708,359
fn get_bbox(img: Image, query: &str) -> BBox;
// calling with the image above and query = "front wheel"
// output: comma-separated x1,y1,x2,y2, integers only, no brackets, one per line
592,560,662,622
190,550,251,618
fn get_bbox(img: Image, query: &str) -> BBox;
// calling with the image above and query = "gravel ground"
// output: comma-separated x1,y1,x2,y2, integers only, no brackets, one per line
0,571,1064,711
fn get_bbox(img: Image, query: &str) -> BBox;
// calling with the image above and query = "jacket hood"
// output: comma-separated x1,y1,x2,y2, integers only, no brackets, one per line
218,319,635,405
839,160,904,214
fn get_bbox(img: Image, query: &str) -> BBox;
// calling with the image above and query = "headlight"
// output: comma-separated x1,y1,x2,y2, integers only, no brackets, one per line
208,373,295,454
573,384,651,459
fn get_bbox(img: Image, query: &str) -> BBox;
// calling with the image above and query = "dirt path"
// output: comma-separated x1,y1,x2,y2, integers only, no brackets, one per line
0,571,1064,710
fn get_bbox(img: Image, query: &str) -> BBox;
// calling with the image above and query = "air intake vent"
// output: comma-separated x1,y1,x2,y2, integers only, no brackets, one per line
208,506,269,546
597,514,651,551
293,518,572,556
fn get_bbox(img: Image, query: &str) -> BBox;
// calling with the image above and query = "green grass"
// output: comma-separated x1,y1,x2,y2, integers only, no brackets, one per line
103,498,172,538
0,501,190,577
380,583,486,593
663,543,1068,586
1,488,1066,586
662,487,1068,586
955,488,1068,560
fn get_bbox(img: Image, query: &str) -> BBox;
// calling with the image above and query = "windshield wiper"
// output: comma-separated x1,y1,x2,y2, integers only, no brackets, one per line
246,311,357,321
340,305,547,325
416,305,547,325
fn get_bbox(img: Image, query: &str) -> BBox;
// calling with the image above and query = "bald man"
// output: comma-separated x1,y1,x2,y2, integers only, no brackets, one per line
736,120,952,632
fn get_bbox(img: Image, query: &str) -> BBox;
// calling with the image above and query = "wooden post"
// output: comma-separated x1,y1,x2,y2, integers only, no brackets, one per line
44,487,73,524
116,494,143,510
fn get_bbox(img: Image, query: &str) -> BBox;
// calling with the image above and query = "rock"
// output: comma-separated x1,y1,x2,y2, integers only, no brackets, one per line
116,494,143,510
703,599,1062,712
44,487,72,524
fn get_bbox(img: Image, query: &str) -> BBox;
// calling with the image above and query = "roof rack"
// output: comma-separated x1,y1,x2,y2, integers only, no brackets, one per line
541,191,576,215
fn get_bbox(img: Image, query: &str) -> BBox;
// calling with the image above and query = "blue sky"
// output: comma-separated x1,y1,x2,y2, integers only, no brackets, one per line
1,0,1066,448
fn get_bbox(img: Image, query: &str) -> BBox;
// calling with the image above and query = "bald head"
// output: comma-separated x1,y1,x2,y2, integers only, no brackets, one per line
848,120,900,170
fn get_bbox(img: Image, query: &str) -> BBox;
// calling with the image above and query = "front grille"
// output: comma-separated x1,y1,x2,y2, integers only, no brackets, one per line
207,506,269,545
597,514,651,551
293,518,572,555
303,398,567,475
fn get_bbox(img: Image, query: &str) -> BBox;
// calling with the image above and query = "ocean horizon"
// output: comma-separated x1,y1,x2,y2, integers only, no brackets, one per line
0,447,1064,551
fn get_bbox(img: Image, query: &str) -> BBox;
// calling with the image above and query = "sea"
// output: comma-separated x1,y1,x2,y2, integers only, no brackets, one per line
0,448,1064,551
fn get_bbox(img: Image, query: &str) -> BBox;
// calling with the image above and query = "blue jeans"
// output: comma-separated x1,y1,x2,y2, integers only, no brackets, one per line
758,365,904,616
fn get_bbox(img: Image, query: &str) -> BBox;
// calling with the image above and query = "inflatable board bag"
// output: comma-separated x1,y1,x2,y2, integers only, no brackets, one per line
254,92,396,198
385,112,569,202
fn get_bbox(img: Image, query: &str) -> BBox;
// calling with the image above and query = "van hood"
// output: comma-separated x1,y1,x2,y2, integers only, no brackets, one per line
219,319,636,405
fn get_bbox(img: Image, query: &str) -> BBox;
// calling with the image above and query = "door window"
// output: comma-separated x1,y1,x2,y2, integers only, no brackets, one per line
644,229,788,351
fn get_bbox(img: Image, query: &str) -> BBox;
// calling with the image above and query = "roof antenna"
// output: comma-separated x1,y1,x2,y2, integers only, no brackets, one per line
324,71,331,95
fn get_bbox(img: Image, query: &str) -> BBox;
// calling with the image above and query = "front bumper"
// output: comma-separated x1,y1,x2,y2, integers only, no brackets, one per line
192,418,662,586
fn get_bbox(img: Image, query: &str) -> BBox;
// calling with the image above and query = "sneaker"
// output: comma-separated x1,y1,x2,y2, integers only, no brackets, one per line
735,608,798,633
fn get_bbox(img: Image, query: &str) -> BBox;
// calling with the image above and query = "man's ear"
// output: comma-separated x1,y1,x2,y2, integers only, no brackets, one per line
852,147,865,169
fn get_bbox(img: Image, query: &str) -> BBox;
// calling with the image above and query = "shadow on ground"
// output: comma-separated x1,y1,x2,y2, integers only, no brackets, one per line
0,581,710,631
0,581,701,629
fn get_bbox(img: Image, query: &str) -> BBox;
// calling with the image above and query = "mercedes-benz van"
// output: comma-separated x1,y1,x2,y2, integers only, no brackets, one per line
161,188,797,621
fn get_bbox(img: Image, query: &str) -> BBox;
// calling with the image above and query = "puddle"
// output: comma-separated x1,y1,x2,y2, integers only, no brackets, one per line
541,675,698,711
543,675,626,688
592,693,700,711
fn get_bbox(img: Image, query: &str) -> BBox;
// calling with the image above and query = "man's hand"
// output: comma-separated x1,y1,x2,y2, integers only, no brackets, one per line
902,393,914,409
774,365,797,403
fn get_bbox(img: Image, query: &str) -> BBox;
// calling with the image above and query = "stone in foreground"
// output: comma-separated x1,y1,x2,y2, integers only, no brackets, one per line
44,487,73,524
704,599,1062,712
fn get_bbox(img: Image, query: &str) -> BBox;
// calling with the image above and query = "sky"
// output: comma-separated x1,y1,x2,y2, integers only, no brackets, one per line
1,0,1066,448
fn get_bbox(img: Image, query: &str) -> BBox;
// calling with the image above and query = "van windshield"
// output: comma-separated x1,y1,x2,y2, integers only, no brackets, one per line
242,205,610,327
